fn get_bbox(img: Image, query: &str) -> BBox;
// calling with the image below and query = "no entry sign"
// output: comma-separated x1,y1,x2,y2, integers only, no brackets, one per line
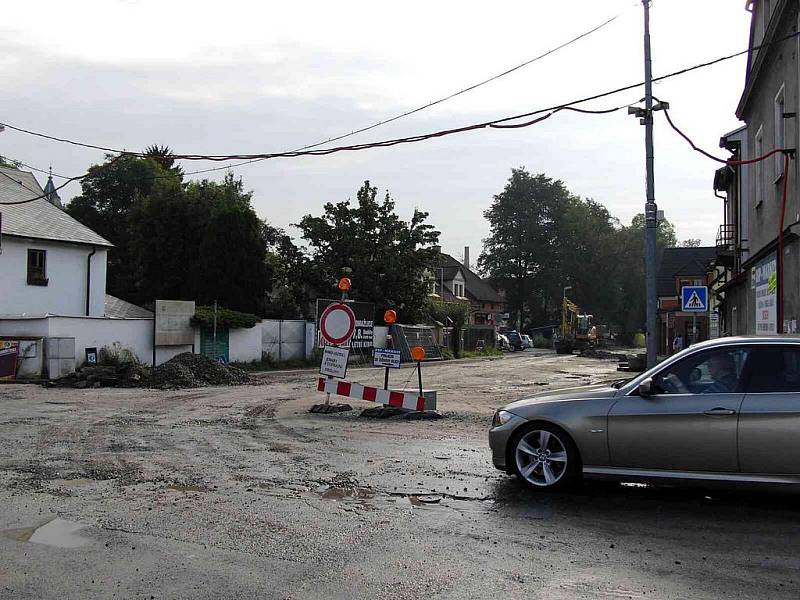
319,302,356,346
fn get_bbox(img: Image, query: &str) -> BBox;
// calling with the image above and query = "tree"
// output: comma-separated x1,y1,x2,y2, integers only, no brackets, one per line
67,154,174,300
129,173,271,313
67,155,284,314
144,144,184,179
478,168,682,341
296,181,440,323
681,238,702,247
478,168,568,328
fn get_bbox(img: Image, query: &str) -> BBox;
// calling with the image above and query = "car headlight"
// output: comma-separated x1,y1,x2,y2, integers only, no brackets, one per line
492,409,514,428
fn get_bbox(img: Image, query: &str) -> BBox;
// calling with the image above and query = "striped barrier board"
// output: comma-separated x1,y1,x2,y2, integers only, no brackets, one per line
317,378,426,412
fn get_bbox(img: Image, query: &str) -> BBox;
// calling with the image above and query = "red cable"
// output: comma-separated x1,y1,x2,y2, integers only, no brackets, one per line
778,152,790,333
663,108,793,334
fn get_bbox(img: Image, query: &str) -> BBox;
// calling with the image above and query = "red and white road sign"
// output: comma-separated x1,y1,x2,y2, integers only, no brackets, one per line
317,378,426,411
319,302,356,345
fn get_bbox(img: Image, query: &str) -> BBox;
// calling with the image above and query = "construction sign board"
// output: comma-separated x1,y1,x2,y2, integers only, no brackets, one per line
319,302,356,346
681,286,708,312
316,299,374,349
373,348,401,368
320,345,349,378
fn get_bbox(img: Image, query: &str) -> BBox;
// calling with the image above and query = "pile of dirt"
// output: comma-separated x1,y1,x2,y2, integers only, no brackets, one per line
47,363,148,389
579,348,626,361
147,353,250,389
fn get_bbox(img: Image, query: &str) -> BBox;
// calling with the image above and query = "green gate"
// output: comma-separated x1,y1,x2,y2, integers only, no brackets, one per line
200,327,230,362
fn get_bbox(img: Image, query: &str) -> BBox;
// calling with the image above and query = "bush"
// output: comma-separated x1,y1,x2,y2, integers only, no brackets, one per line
99,342,141,367
531,335,552,349
192,306,259,329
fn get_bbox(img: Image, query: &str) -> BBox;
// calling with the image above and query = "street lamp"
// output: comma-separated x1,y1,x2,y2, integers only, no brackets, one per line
563,285,572,299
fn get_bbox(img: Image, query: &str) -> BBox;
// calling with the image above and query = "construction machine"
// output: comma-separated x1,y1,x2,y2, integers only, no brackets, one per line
554,297,597,354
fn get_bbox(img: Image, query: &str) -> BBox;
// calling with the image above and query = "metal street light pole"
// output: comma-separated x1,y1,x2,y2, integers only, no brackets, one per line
642,0,658,368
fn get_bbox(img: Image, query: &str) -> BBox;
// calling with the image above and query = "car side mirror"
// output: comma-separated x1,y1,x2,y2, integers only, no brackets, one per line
638,378,653,397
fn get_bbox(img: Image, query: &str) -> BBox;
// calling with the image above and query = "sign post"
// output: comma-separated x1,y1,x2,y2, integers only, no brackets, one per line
311,278,358,414
682,286,708,345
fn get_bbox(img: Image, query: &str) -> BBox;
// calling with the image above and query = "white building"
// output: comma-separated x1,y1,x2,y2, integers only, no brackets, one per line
0,166,112,317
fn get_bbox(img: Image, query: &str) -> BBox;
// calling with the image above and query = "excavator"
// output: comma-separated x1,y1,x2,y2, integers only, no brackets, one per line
553,296,597,354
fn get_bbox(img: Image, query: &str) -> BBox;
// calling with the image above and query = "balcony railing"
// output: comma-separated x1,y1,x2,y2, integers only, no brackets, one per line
716,224,736,250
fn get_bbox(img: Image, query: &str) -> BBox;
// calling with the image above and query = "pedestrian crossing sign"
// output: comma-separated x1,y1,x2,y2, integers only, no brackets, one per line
682,286,708,312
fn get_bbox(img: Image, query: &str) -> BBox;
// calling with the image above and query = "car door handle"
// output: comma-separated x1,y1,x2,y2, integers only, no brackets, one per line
703,408,736,416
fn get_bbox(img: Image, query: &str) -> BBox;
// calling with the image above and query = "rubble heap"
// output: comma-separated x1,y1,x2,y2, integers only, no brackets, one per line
147,353,250,389
48,363,148,389
47,352,250,389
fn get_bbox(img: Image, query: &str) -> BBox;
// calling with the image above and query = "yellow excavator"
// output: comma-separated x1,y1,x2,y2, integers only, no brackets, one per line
554,297,597,354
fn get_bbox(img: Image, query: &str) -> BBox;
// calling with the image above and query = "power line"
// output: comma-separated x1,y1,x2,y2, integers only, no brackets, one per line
4,28,798,204
2,28,792,164
0,13,623,173
0,103,630,205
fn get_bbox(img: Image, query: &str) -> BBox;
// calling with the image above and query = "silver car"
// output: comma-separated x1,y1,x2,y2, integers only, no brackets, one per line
489,336,800,490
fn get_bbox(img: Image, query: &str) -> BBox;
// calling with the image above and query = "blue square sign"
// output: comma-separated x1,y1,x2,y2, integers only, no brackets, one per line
682,286,708,312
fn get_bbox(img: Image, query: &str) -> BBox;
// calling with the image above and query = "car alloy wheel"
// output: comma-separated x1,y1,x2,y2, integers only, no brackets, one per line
514,428,569,488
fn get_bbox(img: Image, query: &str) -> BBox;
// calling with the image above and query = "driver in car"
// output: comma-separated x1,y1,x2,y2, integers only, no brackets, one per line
662,353,738,394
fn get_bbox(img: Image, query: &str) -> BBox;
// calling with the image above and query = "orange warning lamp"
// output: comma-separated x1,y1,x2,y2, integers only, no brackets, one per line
411,346,426,362
338,277,352,292
383,309,397,325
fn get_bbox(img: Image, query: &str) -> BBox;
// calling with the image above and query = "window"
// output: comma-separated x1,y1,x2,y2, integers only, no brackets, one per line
743,346,800,393
454,283,465,298
653,347,749,395
754,125,764,208
26,249,47,286
774,84,785,179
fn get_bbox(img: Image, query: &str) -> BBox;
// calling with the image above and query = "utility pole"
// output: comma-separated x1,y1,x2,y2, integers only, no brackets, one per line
626,1,666,368
643,0,657,368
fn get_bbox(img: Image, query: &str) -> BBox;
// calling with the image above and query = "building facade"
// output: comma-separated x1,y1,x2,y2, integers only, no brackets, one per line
0,167,111,317
713,0,800,335
433,249,506,326
657,247,718,354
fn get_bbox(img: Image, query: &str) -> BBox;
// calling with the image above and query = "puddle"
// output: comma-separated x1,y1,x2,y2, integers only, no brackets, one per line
320,486,375,500
1,518,91,548
408,495,442,506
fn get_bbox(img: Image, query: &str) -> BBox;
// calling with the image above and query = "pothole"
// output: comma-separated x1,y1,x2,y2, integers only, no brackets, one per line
1,518,91,548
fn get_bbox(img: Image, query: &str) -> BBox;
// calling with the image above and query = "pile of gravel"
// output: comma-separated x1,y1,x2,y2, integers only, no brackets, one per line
147,353,250,389
579,348,626,361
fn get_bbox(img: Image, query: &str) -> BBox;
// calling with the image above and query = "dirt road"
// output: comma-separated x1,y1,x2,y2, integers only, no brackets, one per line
1,351,798,599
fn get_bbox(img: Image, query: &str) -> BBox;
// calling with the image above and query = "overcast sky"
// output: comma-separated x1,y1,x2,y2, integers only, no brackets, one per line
1,0,752,263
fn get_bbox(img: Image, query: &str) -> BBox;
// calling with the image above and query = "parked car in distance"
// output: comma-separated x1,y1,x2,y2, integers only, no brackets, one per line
521,335,532,350
489,336,800,491
501,330,524,351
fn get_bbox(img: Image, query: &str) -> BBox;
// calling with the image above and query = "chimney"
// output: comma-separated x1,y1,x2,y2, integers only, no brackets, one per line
464,246,470,271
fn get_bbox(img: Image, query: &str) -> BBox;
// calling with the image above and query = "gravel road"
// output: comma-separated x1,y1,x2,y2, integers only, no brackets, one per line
1,350,798,599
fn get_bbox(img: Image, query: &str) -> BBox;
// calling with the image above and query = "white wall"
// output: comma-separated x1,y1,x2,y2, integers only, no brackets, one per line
230,325,262,363
48,316,153,366
0,237,107,317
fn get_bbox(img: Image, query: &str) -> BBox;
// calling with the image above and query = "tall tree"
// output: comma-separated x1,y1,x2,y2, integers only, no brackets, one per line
296,181,440,322
67,155,174,300
479,168,567,328
129,173,271,313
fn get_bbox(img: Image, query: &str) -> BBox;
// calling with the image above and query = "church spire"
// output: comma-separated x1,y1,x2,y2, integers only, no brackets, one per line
43,166,63,209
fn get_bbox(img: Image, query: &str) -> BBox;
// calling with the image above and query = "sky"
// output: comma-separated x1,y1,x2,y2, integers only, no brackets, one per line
0,0,752,263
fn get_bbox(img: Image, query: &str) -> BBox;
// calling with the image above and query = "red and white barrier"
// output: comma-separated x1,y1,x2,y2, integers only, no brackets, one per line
317,378,426,411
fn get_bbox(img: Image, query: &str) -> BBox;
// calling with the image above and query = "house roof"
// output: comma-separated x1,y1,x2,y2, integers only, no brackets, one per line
104,295,153,319
0,167,112,247
435,253,504,303
657,246,717,297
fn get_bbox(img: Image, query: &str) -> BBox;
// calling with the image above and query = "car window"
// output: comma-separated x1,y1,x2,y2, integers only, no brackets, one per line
653,347,749,395
743,346,800,393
